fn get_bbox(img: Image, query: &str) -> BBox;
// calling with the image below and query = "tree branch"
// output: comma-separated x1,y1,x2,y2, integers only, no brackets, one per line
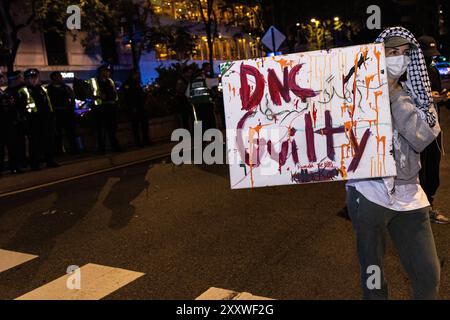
197,0,206,25
212,6,218,41
9,0,36,32
3,0,16,30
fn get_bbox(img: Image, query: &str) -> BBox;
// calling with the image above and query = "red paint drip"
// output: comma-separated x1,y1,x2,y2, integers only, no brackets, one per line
291,140,299,165
278,140,289,173
305,112,317,163
312,103,317,128
236,110,262,167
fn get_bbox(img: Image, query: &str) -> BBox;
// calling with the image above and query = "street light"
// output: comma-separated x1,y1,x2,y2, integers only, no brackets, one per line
334,17,340,22
311,18,320,28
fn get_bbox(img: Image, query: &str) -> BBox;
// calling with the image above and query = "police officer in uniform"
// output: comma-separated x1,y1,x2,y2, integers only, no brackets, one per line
0,71,23,174
122,69,150,147
186,64,216,132
88,64,121,153
4,71,27,173
47,71,78,154
21,68,58,170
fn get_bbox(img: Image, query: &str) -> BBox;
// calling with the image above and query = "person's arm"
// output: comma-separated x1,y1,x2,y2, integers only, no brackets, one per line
390,89,441,153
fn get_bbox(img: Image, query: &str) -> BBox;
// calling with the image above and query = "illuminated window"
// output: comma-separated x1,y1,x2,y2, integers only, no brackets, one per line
247,7,258,28
223,40,231,60
250,41,259,58
150,1,262,29
155,43,171,60
151,0,174,17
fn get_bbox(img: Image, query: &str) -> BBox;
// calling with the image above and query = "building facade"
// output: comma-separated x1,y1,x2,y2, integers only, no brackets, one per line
141,0,264,83
4,0,263,84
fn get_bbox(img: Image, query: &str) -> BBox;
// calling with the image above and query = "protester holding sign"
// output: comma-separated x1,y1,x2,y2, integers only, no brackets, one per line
221,24,442,299
346,27,441,300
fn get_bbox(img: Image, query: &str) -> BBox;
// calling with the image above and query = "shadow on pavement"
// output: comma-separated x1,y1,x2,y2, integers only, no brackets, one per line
3,174,111,253
104,164,151,230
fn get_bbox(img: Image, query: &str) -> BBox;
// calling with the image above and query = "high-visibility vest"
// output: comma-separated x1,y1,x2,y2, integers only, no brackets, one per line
87,78,118,106
18,87,37,114
41,86,54,112
189,77,211,105
18,86,54,113
87,78,102,106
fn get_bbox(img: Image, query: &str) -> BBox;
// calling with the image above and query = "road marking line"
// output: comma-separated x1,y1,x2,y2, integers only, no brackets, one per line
0,249,38,273
15,263,144,300
0,149,175,198
233,292,274,300
196,287,274,300
196,287,238,300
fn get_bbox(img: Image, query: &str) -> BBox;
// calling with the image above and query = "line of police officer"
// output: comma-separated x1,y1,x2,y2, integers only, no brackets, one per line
0,63,132,174
0,64,123,174
0,69,56,173
0,68,83,174
1,62,223,174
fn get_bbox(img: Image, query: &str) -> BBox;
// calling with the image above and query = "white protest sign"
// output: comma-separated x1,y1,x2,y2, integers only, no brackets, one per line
221,43,396,189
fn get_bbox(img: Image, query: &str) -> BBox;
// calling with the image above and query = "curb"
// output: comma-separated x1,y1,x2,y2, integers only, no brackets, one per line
0,142,175,197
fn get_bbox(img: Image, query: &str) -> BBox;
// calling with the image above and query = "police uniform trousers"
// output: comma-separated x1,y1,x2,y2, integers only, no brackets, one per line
0,120,22,172
55,109,78,154
93,103,120,152
194,102,216,132
28,112,56,168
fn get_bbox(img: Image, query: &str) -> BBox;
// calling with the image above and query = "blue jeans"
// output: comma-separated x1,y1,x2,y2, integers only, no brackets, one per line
346,187,440,300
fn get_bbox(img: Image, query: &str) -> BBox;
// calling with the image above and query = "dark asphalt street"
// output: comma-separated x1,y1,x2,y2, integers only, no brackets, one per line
0,108,450,300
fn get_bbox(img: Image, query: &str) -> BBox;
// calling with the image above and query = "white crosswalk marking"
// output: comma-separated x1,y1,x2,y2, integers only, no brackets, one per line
196,287,274,300
15,263,144,300
0,249,38,273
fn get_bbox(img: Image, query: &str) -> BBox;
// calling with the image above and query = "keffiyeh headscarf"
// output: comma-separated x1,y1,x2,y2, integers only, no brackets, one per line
375,26,437,128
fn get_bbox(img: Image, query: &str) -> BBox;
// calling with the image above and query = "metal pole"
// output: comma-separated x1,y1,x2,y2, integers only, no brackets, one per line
270,0,277,53
271,27,276,53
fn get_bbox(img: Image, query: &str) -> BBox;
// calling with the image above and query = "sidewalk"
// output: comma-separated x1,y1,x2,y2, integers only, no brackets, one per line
0,142,175,197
